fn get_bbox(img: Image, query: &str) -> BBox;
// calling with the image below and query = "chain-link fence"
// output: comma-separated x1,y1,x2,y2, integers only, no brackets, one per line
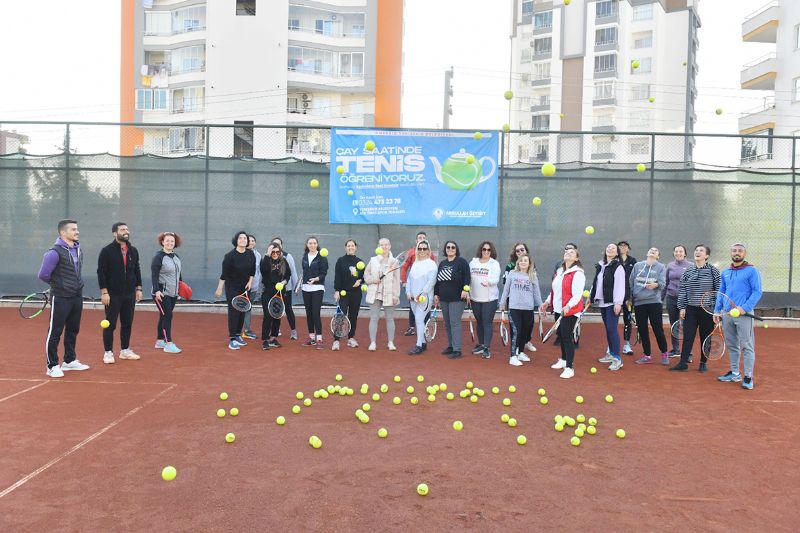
1,121,797,309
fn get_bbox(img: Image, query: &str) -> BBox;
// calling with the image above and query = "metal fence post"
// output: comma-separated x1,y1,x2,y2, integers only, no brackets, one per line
790,137,796,293
64,123,71,217
203,125,210,277
648,133,656,246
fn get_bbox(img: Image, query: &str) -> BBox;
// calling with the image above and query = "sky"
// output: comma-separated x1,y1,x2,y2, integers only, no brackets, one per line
0,0,775,164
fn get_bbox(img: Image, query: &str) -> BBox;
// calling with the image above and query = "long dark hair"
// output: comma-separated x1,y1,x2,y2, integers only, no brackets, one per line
507,242,529,264
443,240,460,257
474,241,497,259
601,243,620,265
265,244,287,277
304,236,320,254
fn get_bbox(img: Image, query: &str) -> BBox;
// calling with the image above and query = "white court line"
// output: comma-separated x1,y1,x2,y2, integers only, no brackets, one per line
0,377,176,386
0,381,48,404
744,399,799,404
0,383,177,500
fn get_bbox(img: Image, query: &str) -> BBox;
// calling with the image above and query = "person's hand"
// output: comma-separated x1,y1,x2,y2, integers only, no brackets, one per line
679,309,686,320
154,291,163,303
645,282,658,289
100,293,110,306
214,289,222,300
499,304,505,312
735,306,746,317
135,289,143,303
625,299,632,307
562,305,569,315
392,297,400,306
540,301,549,312
713,313,721,324
614,304,622,315
460,290,469,301
481,281,489,287
434,295,440,307
334,291,340,301
354,279,362,287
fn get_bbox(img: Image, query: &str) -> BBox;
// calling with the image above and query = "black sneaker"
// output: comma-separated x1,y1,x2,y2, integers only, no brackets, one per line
421,342,427,352
688,353,694,363
408,345,424,356
269,339,281,348
262,341,270,351
448,351,463,360
472,344,485,355
481,348,491,359
404,327,416,337
441,346,454,355
669,363,689,372
698,362,708,373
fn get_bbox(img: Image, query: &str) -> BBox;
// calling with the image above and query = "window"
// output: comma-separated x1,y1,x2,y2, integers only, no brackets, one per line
593,136,613,155
532,139,548,161
350,24,365,38
288,46,335,75
535,94,550,107
534,37,552,56
236,0,255,16
521,48,533,63
173,6,206,33
171,87,204,113
629,137,650,155
794,77,800,101
594,80,615,100
144,12,170,35
796,24,800,49
741,130,773,163
631,84,651,100
596,0,617,19
629,111,652,128
596,27,617,45
522,0,533,17
633,57,652,73
532,62,551,80
153,89,168,110
534,11,552,30
632,4,653,21
170,45,205,74
169,127,205,153
532,114,550,131
135,89,153,111
594,53,617,73
340,52,364,77
234,121,254,158
288,18,299,31
593,114,614,127
633,32,653,49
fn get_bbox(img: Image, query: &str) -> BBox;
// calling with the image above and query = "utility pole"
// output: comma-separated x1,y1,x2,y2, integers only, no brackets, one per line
443,66,454,129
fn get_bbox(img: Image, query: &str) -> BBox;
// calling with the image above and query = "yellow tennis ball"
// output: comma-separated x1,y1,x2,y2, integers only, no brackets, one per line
564,0,571,5
469,395,478,403
476,388,485,397
216,409,226,418
730,308,741,318
417,375,425,383
574,428,585,438
540,396,549,405
578,423,586,431
375,247,384,255
577,414,586,423
715,108,723,115
559,113,565,118
219,392,229,401
359,384,369,394
428,394,436,402
410,396,419,405
296,391,304,400
503,90,514,100
590,367,598,374
582,290,590,298
425,386,434,395
360,414,370,424
632,59,640,69
362,402,371,412
303,398,311,407
587,425,597,435
571,436,581,446
365,140,376,151
361,284,368,292
636,163,646,172
463,285,470,292
275,282,284,291
588,417,597,426
764,323,769,329
453,420,463,431
161,466,177,481
309,436,322,448
508,385,517,393
541,162,556,177
393,396,401,405
502,398,511,406
335,374,343,382
585,225,595,235
616,429,626,439
276,415,286,425
339,290,347,296
336,165,345,174
446,392,455,400
333,385,341,393
291,405,301,414
310,179,320,189
320,248,329,257
575,395,584,404
459,389,469,398
466,381,474,389
355,409,365,418
502,123,511,133
532,196,542,206
418,295,426,303
380,384,389,393
508,418,517,427
417,483,429,496
565,417,576,427
537,388,546,396
356,261,366,270
605,394,614,403
473,131,483,140
554,415,563,423
230,407,239,416
648,96,655,103
320,390,329,399
393,375,401,383
465,154,476,164
225,432,236,443
100,319,110,329
347,189,354,196
378,427,388,438
682,60,688,66
439,383,447,391
406,385,414,394
555,423,564,432
372,393,380,401
492,386,500,394
501,414,510,423
517,435,527,445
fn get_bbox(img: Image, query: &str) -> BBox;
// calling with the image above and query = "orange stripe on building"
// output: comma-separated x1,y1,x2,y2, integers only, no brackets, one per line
120,0,142,155
374,0,403,128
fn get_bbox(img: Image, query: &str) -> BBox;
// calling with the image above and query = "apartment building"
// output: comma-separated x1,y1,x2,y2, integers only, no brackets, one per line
739,1,800,166
120,0,402,158
509,0,700,164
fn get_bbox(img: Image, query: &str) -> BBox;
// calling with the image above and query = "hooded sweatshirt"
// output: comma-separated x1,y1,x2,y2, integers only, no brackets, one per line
499,271,543,311
469,257,501,302
629,260,666,306
717,262,762,313
663,259,691,299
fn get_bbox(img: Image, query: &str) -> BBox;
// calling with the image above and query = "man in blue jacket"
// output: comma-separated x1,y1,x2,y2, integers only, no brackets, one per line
715,243,762,390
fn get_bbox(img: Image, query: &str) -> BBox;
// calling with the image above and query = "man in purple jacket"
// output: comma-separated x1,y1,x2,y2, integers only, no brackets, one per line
38,219,90,378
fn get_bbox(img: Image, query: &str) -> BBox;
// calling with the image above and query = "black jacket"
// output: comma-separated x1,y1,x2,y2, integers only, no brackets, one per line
334,254,365,293
97,240,142,296
590,259,623,304
301,252,329,287
620,255,637,301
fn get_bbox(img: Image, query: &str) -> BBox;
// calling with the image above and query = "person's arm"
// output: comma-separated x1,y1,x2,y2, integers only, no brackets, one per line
150,253,163,297
400,250,414,284
391,267,401,303
286,254,298,288
612,265,626,306
488,260,501,286
712,266,721,294
656,263,666,292
629,264,637,296
215,253,229,299
38,250,59,284
333,258,343,292
460,258,471,299
533,277,543,308
714,271,727,314
317,257,329,285
661,263,671,300
133,248,143,301
743,268,763,313
96,247,108,292
259,256,270,292
499,274,511,309
433,263,441,297
363,258,377,284
677,270,689,310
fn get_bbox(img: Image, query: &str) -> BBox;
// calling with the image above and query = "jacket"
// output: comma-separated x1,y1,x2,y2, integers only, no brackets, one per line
590,259,625,306
38,238,84,297
301,252,329,289
97,240,142,296
547,265,586,317
334,254,365,294
717,262,762,313
363,254,401,304
629,260,666,306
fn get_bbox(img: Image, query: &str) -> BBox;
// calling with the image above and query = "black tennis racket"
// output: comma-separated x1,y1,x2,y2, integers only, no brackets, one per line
20,289,50,319
671,319,684,343
628,302,640,346
268,290,286,319
331,302,351,338
231,291,251,312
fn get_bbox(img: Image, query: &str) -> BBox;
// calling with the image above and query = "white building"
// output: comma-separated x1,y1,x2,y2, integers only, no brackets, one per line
121,0,403,158
509,0,700,165
738,1,800,167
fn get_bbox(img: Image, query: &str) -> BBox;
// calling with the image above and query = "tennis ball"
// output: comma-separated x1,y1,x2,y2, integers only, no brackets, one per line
585,226,595,235
730,308,741,318
356,261,366,270
417,375,425,383
504,90,514,100
391,396,402,405
517,435,527,445
502,398,511,406
333,385,341,393
648,96,655,103
428,394,437,402
605,394,614,403
470,395,478,403
565,417,576,427
532,196,542,206
576,395,584,404
540,396,549,405
375,247,384,255
347,189,354,197
335,374,343,382
578,423,586,431
360,384,369,394
446,392,455,400
378,427,388,438
361,284,368,292
537,388,546,396
216,409,226,418
380,384,389,393
554,415,563,423
564,0,571,5
346,388,354,396
541,162,556,177
574,428,585,438
636,163,646,172
571,436,581,446
303,398,312,407
588,417,597,426
616,429,626,439
577,414,586,423
764,323,769,329
555,423,564,432
100,319,110,329
309,435,322,448
453,420,464,431
502,123,510,133
276,416,286,425
508,385,517,393
360,414,370,424
372,393,380,401
501,414,510,423
463,285,470,292
590,367,598,374
459,390,470,398
365,140,376,151
320,390,329,399
426,386,434,395
560,113,565,118
439,383,447,391
275,282,284,291
406,385,414,394
340,290,346,296
292,405,301,414
492,386,500,394
296,391,304,400
230,407,239,416
219,392,229,401
466,381,474,389
336,165,345,174
310,179,320,189
417,483,429,496
715,108,723,115
508,418,517,427
587,425,597,435
418,295,426,303
632,59,640,69
682,60,688,66
410,396,419,404
473,131,483,140
161,466,177,481
356,408,365,418
476,388,485,397
465,154,476,164
320,248,329,257
225,432,236,443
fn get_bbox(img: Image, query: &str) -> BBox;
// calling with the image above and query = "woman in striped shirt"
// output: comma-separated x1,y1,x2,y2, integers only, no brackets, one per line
670,244,721,373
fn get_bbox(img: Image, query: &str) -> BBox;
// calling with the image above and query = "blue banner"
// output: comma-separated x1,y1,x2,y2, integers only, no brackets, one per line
329,128,499,227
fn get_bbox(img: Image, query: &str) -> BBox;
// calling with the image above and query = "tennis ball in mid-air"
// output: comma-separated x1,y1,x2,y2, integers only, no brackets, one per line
502,123,510,133
319,248,328,257
605,394,614,403
375,247,384,255
473,131,483,140
378,427,388,438
275,282,284,291
585,226,595,235
540,396,549,405
715,108,723,115
337,165,345,174
502,398,511,406
453,420,463,431
764,323,769,329
216,409,225,418
356,261,366,270
225,432,235,443
310,179,320,189
648,96,655,103
465,154,476,164
335,374,343,382
571,436,581,446
730,308,741,318
161,466,177,481
504,90,514,100
616,429,626,439
508,418,517,427
219,392,229,401
276,416,286,425
517,435,527,445
576,396,584,404
587,426,597,435
230,407,239,416
541,162,556,177
410,396,419,405
564,0,571,5
632,60,640,69
501,414,510,423
636,163,646,172
365,140,376,151
537,388,546,396
532,197,542,206
100,319,110,329
590,367,598,374
417,483,429,496
347,189,354,196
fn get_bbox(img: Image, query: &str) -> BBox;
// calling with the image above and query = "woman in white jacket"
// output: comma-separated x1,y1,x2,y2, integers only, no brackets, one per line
363,238,401,351
469,241,501,359
406,240,437,355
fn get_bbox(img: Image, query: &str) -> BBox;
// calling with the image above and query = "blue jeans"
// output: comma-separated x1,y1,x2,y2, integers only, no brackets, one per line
600,305,621,359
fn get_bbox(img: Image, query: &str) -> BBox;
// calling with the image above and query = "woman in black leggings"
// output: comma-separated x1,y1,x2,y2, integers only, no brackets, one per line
297,236,328,349
151,231,183,354
270,237,299,340
332,239,365,351
215,231,255,351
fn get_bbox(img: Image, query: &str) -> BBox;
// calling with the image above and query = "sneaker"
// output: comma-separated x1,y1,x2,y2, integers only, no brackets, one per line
62,360,90,371
525,342,537,352
441,346,454,355
332,340,340,351
661,353,669,365
609,358,624,371
347,338,359,348
550,358,566,369
668,348,681,358
472,344,486,355
448,351,463,360
718,371,742,383
155,339,166,349
228,340,240,350
262,341,270,351
241,331,257,340
481,348,491,359
404,327,416,337
623,342,633,355
119,349,140,360
606,347,611,355
517,353,531,363
302,339,316,347
408,345,424,356
315,340,324,350
635,355,652,365
163,342,182,354
102,351,115,364
598,354,614,364
233,336,248,347
509,356,523,367
368,342,377,352
742,377,754,390
698,362,708,373
290,330,298,340
669,363,689,372
269,339,281,348
688,354,694,363
387,342,397,351
559,367,575,379
47,365,65,378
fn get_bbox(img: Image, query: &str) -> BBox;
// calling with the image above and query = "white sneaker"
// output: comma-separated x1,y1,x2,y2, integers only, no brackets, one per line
559,367,575,379
62,360,90,371
290,330,298,340
103,351,115,364
119,349,140,360
509,356,523,367
623,342,633,355
368,342,377,352
609,359,624,371
347,338,358,348
387,342,397,351
598,354,614,364
551,358,566,369
155,340,166,349
332,340,340,351
517,353,531,362
47,365,65,378
525,342,537,352
163,342,182,354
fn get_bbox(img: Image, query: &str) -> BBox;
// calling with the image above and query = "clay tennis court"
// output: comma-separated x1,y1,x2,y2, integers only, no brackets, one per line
0,306,797,531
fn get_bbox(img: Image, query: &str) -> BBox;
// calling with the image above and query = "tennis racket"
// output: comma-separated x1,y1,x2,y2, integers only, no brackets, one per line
230,291,251,312
424,305,439,342
628,302,640,347
466,302,475,342
19,289,50,319
541,314,562,343
378,251,409,281
331,303,351,338
700,290,764,322
267,290,286,319
671,319,684,343
500,309,509,346
702,322,726,360
572,297,592,343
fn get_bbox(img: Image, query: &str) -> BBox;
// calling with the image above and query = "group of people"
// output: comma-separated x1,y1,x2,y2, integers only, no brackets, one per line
37,220,763,389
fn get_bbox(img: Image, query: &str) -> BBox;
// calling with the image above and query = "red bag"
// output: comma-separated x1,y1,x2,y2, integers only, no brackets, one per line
178,281,193,300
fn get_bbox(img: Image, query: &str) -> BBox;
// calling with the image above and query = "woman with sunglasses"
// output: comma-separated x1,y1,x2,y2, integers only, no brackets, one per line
260,243,288,350
434,240,471,359
504,242,530,283
406,240,437,355
151,231,183,354
332,239,365,351
270,237,299,340
469,241,501,358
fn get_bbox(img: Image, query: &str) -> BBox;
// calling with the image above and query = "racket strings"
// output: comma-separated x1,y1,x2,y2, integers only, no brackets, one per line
332,315,350,337
231,296,250,312
703,333,726,360
268,297,285,319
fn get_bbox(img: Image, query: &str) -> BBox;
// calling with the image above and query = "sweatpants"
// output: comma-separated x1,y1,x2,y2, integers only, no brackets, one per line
665,294,681,352
225,286,246,340
722,314,756,377
680,305,714,364
368,300,395,343
509,308,534,357
46,294,83,369
558,314,579,368
243,291,261,333
302,290,324,337
335,291,362,340
154,295,176,343
410,300,428,347
634,303,668,356
600,305,621,358
472,300,498,349
261,295,281,340
440,300,466,352
284,290,297,330
103,292,136,352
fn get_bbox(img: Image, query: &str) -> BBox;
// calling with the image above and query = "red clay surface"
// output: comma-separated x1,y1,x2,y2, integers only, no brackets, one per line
0,307,798,532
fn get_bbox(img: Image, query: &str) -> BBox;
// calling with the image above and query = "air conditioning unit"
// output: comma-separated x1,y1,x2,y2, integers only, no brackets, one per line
301,93,312,101
302,101,311,109
331,14,337,20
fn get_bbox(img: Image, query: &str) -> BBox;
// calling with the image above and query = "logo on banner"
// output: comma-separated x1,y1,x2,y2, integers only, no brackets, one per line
429,149,496,191
432,208,444,220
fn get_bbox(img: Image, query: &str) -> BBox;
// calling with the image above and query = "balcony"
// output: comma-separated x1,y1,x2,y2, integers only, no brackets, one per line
593,96,616,107
595,8,619,24
287,26,366,48
740,53,776,90
530,99,551,112
595,39,618,53
287,68,365,89
592,117,616,133
531,76,551,87
143,28,206,48
738,97,776,134
742,1,779,43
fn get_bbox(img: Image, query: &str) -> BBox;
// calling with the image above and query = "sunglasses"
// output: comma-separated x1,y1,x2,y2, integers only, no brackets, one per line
482,248,491,252
446,245,456,249
418,247,429,251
